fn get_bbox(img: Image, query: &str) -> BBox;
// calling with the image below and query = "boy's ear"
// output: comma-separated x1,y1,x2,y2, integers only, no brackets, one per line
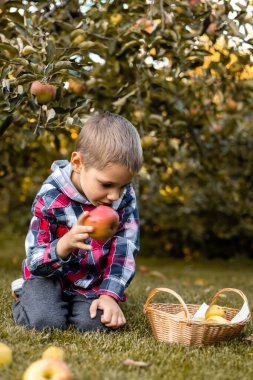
70,152,83,173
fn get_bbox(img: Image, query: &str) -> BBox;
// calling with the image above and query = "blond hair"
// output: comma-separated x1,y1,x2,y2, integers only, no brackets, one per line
75,111,143,173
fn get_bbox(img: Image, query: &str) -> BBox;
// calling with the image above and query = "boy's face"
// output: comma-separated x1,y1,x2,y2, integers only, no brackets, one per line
71,152,133,206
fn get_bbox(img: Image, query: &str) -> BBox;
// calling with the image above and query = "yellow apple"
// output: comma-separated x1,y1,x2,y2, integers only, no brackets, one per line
0,342,12,366
205,304,225,320
42,346,65,361
110,13,123,26
22,358,73,380
72,34,85,45
206,316,229,324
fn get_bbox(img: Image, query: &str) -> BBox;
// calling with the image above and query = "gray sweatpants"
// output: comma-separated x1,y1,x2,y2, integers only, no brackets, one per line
13,277,110,332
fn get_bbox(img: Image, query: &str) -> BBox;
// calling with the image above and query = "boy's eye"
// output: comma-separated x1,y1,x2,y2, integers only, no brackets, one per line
101,183,127,190
101,183,112,188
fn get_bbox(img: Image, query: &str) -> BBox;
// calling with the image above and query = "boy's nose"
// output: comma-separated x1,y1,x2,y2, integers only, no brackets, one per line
107,190,120,202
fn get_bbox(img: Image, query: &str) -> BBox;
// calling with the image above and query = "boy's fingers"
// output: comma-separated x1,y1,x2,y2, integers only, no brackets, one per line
76,242,92,251
76,211,89,225
90,300,98,319
105,314,118,328
101,310,112,325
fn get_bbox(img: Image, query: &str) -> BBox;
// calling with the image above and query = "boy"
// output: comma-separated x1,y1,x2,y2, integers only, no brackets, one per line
12,111,143,332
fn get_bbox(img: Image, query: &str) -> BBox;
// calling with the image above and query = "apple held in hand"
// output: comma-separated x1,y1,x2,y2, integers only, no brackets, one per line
205,304,225,320
30,81,56,105
83,205,119,240
22,358,73,380
0,342,12,366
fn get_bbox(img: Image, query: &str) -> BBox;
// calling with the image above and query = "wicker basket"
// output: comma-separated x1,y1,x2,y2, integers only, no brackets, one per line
143,287,251,346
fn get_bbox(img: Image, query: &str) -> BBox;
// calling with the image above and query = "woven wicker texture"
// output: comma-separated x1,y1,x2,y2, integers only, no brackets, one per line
143,288,251,346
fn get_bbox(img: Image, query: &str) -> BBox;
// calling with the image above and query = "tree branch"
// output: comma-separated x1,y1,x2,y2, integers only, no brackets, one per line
0,115,13,137
43,0,70,19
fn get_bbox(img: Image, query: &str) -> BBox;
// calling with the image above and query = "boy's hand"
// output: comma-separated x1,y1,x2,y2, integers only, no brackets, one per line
90,294,126,329
56,211,94,258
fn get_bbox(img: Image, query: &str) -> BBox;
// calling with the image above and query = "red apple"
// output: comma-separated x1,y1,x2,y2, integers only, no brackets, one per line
206,22,216,36
30,80,56,104
83,205,119,240
68,78,85,95
139,265,149,273
188,0,200,4
22,358,73,380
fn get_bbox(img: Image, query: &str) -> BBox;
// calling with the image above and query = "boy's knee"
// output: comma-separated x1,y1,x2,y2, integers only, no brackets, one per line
13,301,67,330
29,314,67,330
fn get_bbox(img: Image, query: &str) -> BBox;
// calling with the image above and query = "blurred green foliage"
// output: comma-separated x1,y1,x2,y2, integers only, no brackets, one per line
1,0,253,258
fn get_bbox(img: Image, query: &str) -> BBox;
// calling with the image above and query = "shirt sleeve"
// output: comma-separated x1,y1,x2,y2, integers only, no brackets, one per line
25,194,71,276
97,185,140,301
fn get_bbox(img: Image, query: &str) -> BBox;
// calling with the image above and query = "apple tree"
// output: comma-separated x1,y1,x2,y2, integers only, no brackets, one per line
1,0,253,258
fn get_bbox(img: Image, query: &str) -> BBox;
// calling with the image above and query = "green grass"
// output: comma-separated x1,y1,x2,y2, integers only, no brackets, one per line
1,232,253,380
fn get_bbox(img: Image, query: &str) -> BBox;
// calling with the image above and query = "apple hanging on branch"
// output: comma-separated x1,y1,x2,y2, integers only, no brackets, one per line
68,78,85,95
83,205,119,240
30,80,56,105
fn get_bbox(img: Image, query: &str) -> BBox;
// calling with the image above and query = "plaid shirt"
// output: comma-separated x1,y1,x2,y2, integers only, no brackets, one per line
23,160,140,302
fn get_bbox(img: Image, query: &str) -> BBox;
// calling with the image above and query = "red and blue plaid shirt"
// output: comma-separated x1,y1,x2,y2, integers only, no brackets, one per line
23,160,140,302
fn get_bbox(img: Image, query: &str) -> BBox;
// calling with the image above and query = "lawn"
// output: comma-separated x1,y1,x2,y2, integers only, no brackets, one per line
1,232,253,380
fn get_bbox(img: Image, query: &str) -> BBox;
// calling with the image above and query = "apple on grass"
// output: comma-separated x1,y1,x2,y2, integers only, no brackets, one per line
42,346,65,360
22,358,73,380
0,342,12,366
83,205,119,240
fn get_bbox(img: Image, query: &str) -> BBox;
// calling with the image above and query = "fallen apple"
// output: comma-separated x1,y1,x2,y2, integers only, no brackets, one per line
206,315,229,324
0,342,12,366
205,304,225,320
30,80,56,105
139,265,149,273
42,346,65,360
83,205,119,240
22,358,73,380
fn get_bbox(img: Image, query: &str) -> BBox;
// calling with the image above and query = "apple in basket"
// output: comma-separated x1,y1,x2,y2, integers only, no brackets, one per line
205,304,225,320
206,315,229,324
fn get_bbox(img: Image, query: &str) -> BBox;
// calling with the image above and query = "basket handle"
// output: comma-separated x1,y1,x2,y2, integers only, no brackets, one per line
210,287,250,314
143,287,191,321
